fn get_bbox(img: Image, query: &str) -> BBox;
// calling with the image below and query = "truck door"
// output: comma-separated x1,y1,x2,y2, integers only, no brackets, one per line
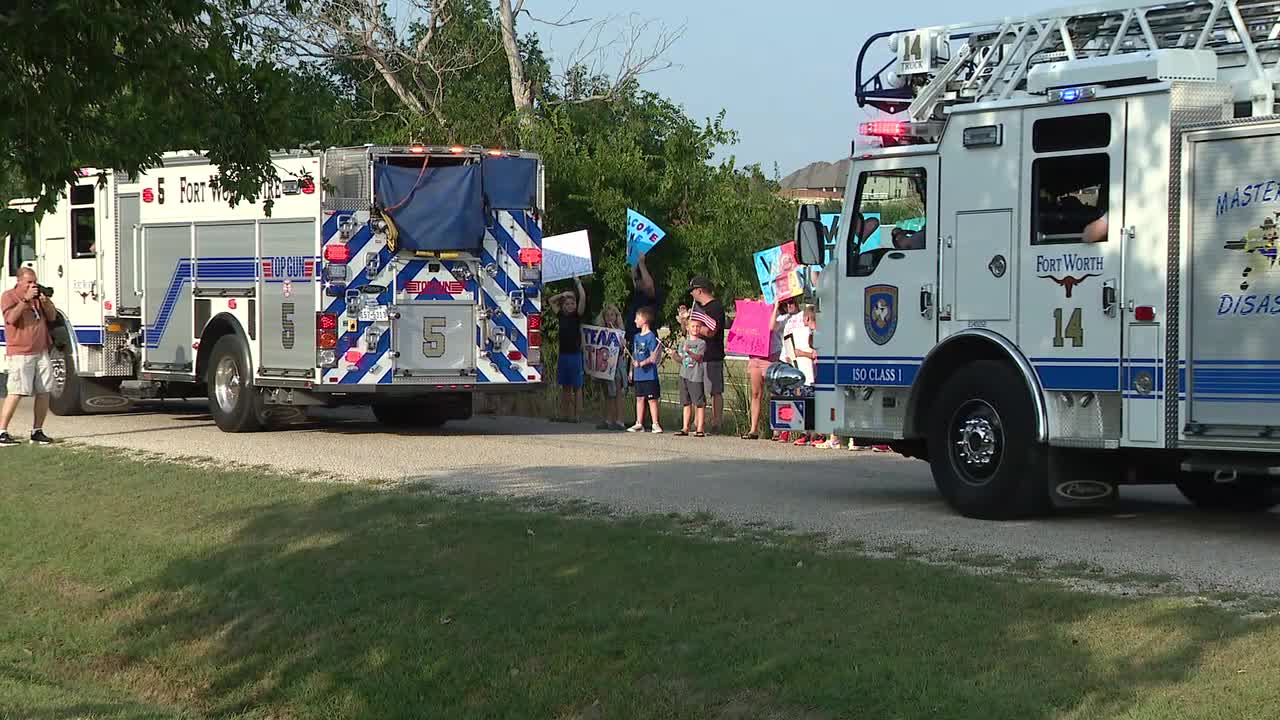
939,112,1022,344
837,154,938,395
1017,105,1125,409
63,182,105,324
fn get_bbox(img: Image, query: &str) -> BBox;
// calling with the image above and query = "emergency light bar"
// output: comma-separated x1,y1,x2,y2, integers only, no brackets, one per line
858,120,943,144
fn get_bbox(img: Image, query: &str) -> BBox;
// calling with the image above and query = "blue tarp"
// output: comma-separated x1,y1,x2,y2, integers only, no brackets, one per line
374,163,486,252
481,156,538,210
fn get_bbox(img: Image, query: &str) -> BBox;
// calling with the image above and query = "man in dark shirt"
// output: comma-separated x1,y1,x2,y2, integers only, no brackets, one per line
688,275,726,431
549,277,586,422
624,252,659,344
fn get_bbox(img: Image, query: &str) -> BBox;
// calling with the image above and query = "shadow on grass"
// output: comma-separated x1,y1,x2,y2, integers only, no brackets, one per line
62,462,1269,719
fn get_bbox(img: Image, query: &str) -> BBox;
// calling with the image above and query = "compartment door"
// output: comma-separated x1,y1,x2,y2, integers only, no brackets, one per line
141,224,195,375
393,301,476,379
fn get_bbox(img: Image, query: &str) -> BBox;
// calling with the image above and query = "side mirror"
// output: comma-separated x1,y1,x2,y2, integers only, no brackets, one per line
796,217,823,266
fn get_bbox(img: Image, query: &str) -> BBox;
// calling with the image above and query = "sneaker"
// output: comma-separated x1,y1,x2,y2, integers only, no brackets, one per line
792,434,811,446
0,432,19,448
650,425,664,434
815,437,840,449
596,422,612,430
611,422,627,431
626,424,644,433
29,430,53,445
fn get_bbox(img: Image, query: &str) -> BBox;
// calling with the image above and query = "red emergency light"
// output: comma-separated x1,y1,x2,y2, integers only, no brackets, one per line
317,312,339,331
324,244,351,263
409,144,426,154
859,121,909,138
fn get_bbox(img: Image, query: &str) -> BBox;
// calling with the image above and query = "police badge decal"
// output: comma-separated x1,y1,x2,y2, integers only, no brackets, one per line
864,284,899,346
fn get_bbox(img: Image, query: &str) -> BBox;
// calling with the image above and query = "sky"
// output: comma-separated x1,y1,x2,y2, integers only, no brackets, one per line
529,0,1032,178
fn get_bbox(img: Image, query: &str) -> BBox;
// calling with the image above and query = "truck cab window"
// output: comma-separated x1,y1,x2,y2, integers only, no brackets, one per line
70,184,96,258
1031,153,1108,245
847,167,927,277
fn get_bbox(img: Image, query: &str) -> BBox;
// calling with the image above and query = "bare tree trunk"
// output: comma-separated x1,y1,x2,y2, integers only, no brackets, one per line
497,0,533,123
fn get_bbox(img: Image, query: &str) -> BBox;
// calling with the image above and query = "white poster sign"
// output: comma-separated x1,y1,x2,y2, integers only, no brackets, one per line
542,230,593,283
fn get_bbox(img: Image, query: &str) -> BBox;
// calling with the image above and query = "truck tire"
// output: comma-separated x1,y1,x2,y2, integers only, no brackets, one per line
1175,474,1280,512
928,360,1050,520
48,329,83,416
206,334,263,433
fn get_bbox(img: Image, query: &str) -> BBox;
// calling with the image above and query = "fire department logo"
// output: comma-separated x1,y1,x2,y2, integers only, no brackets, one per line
864,284,898,346
404,278,466,296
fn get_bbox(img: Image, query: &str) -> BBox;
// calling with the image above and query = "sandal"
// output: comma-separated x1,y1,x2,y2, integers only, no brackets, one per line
674,430,689,436
694,432,705,438
740,432,758,440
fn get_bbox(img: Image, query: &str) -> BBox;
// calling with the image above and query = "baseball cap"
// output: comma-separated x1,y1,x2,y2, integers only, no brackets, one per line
688,275,713,292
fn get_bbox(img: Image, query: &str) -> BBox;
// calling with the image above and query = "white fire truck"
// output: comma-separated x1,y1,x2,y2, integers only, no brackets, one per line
794,0,1280,518
1,145,547,431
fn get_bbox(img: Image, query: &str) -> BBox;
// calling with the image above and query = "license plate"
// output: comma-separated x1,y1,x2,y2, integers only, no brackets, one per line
359,306,389,322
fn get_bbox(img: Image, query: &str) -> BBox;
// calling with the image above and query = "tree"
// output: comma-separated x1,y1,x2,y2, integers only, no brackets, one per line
0,1,332,222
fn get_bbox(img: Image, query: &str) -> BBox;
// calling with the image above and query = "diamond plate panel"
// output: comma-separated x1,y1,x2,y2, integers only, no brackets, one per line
1048,391,1122,440
843,387,909,440
321,147,371,209
1166,82,1233,446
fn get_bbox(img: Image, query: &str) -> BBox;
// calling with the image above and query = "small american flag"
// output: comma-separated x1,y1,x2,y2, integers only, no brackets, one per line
690,309,716,333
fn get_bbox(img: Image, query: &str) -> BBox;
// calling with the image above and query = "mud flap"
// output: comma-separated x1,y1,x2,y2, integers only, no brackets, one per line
1047,447,1120,511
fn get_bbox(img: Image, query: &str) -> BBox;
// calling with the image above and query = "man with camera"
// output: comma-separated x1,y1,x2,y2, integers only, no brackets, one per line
1,267,57,446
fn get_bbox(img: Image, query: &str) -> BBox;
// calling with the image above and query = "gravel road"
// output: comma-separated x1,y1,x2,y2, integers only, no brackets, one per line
7,401,1280,595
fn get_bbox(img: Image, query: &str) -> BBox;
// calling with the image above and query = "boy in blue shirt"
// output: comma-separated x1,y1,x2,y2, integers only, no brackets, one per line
626,306,664,434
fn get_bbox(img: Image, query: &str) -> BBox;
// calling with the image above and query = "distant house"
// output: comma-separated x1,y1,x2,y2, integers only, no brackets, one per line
777,159,850,204
778,158,911,204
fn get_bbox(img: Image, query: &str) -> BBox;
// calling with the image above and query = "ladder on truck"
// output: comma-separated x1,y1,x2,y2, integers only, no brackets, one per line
859,0,1280,123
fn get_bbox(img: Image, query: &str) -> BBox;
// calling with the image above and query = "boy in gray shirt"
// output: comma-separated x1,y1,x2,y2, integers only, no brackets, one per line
673,316,708,437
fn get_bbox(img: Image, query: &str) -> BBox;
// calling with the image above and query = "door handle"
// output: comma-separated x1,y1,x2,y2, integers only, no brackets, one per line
920,284,934,319
1102,280,1117,317
133,225,144,297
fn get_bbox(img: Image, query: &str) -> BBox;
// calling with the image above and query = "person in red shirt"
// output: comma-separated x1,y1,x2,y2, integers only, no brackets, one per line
1,267,57,446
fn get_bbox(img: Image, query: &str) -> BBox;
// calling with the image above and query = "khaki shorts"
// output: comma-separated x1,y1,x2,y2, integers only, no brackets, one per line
6,352,54,396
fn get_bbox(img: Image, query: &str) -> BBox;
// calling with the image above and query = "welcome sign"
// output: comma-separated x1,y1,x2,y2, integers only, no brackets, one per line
626,209,666,266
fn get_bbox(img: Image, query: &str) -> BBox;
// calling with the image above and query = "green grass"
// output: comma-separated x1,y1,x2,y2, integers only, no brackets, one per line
4,447,1280,719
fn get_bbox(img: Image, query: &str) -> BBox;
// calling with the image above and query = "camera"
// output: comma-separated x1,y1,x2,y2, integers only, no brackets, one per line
37,284,53,298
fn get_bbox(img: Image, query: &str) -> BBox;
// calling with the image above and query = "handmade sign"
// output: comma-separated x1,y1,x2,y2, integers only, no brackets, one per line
626,209,666,266
581,324,624,380
542,230,593,283
754,242,805,304
725,299,774,358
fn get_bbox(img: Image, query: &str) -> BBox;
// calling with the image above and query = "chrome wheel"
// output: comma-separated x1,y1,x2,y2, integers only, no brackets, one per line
213,355,241,414
949,399,1004,487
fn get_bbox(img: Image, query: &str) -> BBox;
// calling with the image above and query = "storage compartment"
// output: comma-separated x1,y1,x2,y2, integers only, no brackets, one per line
1185,126,1280,438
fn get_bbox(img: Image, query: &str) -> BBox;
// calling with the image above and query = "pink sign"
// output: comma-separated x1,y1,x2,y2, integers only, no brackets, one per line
725,299,774,358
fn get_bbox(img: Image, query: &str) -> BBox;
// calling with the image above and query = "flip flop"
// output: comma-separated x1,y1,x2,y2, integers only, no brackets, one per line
694,432,705,438
674,430,689,436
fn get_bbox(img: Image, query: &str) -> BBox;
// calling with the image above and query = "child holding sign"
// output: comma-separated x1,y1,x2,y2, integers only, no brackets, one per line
626,307,664,434
593,303,627,431
548,277,586,423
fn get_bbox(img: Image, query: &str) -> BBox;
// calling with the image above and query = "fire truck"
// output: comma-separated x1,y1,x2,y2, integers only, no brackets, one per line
793,0,1280,518
1,145,546,432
